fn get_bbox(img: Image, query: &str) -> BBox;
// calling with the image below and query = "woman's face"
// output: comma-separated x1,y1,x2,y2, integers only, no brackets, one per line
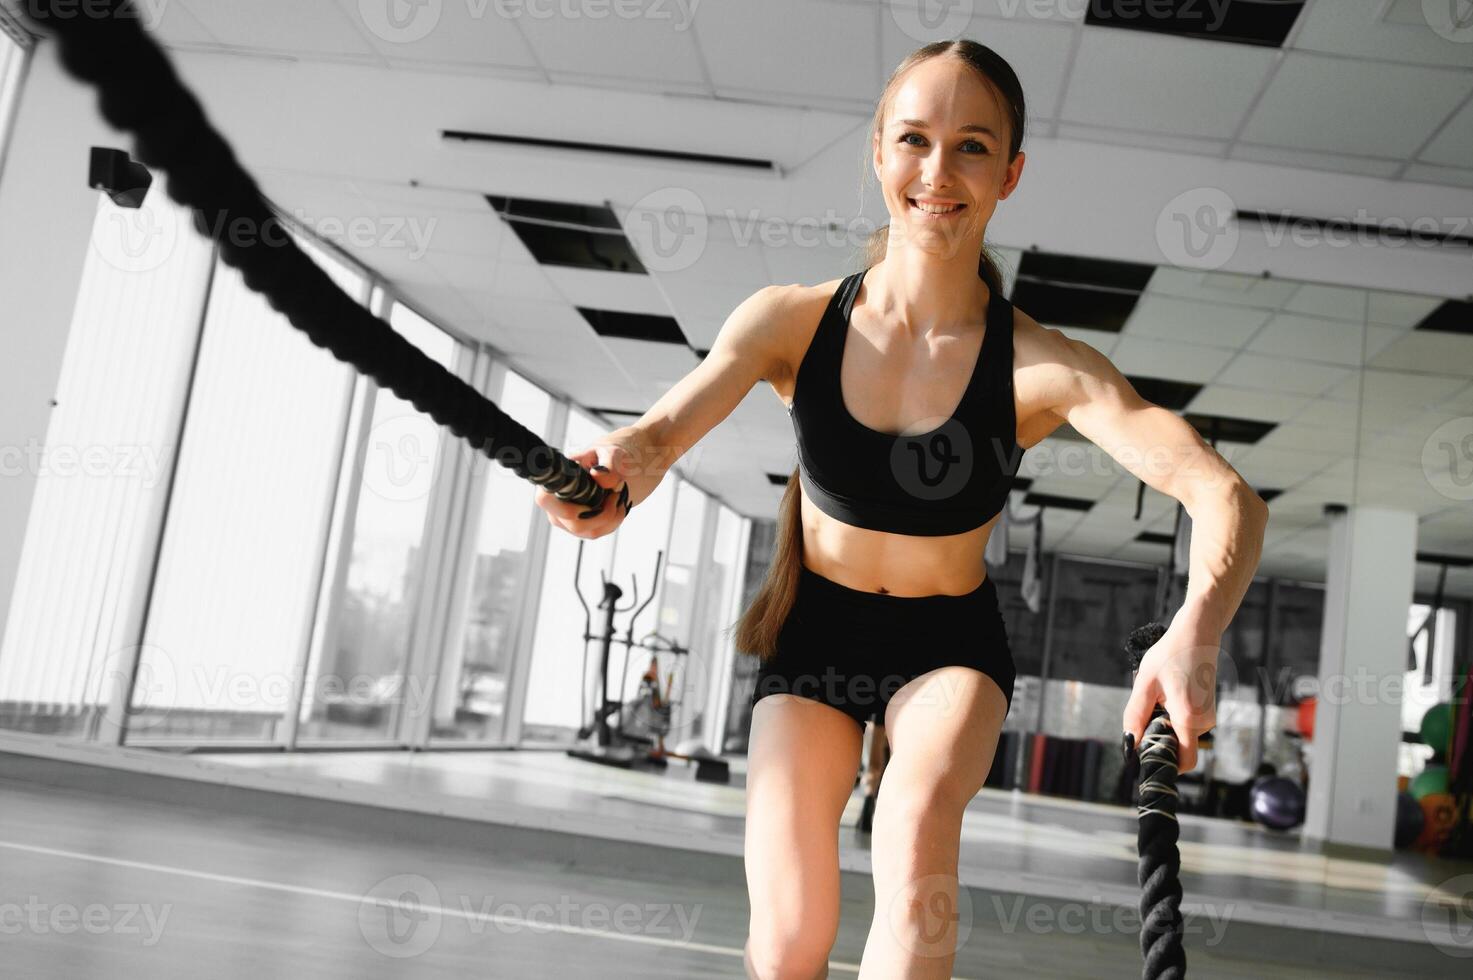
872,56,1024,259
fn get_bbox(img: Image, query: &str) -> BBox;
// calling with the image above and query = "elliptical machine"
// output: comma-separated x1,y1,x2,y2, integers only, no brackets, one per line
565,540,729,784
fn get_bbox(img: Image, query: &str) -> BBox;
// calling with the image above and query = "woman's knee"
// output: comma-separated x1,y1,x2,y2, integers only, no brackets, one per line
744,927,831,980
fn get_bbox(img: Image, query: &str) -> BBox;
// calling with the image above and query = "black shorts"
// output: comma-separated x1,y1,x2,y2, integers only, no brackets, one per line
749,562,1016,729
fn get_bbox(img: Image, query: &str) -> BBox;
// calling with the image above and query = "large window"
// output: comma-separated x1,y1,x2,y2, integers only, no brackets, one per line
521,409,620,739
0,187,213,739
0,17,29,181
297,302,460,742
129,235,367,743
430,367,552,743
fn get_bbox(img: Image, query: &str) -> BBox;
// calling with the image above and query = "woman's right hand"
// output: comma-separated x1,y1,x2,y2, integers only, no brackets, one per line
535,443,635,540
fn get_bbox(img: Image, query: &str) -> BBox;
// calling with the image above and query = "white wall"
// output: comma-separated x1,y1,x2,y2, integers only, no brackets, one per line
0,41,129,643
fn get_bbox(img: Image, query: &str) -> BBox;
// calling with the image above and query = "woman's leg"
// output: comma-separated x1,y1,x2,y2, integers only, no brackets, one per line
857,666,1008,980
745,695,864,980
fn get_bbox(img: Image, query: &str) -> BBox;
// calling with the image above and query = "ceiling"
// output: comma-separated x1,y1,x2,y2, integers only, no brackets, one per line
17,0,1471,594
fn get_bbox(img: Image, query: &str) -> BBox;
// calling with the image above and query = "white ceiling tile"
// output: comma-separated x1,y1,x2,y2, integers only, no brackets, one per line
331,0,539,70
1401,163,1473,190
1124,294,1270,348
1054,122,1228,157
514,2,707,87
1255,420,1359,454
148,0,218,44
1188,385,1313,423
1109,336,1234,383
1293,0,1473,70
1215,353,1350,396
1283,282,1374,322
1369,330,1473,374
1421,90,1473,169
541,267,672,317
180,0,379,57
1062,30,1273,139
1240,53,1473,159
1326,369,1469,406
1145,267,1300,310
698,0,878,103
1367,290,1445,329
1228,143,1403,179
1246,314,1400,366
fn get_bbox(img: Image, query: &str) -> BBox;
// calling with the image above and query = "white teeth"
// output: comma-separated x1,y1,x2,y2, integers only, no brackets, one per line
913,201,960,214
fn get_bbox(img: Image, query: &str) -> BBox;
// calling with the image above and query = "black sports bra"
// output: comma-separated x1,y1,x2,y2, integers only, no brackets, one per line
787,266,1021,536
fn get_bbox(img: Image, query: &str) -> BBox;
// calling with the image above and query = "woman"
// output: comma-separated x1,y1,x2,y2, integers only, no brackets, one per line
538,39,1267,980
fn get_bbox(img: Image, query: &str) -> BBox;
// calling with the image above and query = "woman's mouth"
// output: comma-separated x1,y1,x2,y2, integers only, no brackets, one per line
909,198,965,219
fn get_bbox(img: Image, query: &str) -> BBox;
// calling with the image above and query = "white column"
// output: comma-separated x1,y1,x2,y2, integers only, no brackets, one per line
1303,505,1418,851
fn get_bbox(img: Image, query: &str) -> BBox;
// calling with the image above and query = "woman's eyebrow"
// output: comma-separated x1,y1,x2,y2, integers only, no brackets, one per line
893,118,998,138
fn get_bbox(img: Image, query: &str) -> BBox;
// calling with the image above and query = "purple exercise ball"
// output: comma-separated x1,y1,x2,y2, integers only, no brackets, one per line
1250,776,1306,831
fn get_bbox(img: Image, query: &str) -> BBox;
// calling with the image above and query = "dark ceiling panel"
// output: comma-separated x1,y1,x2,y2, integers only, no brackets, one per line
577,308,688,344
1084,0,1306,48
487,195,646,273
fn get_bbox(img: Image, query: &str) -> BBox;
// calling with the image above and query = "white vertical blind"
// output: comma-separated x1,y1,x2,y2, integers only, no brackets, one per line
0,189,213,723
134,242,361,733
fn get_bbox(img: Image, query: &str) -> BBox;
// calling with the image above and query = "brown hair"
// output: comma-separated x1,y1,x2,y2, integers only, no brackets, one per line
731,39,1026,661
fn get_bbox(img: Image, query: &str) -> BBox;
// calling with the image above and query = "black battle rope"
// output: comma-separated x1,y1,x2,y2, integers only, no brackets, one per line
21,0,628,520
1124,621,1186,980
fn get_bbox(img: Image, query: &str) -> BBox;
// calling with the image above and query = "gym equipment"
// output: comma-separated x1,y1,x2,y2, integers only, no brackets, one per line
1420,702,1453,756
566,541,728,784
1410,763,1449,800
1394,791,1425,849
1248,776,1306,831
1124,621,1185,980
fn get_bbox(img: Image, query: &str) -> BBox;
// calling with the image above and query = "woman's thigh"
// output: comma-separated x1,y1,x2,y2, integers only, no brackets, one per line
881,665,1009,805
744,695,864,928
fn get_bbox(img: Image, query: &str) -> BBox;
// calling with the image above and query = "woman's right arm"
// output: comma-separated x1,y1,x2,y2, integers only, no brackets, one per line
537,284,799,539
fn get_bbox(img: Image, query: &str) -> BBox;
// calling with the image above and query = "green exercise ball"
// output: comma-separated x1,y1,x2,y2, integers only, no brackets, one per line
1419,702,1453,753
1410,764,1449,800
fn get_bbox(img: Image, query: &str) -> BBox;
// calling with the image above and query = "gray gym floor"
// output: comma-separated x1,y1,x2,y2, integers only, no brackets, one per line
1,740,1469,978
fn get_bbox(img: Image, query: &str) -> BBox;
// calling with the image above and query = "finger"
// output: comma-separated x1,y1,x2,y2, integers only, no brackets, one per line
1122,678,1156,753
1163,704,1198,773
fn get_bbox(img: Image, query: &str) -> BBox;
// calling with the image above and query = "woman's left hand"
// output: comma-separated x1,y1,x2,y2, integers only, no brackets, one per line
1122,613,1221,773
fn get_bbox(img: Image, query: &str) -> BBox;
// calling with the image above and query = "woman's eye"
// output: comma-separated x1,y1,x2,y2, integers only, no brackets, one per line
963,140,987,154
901,132,925,146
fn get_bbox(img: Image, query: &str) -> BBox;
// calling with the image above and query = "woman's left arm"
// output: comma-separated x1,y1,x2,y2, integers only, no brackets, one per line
1038,333,1270,773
